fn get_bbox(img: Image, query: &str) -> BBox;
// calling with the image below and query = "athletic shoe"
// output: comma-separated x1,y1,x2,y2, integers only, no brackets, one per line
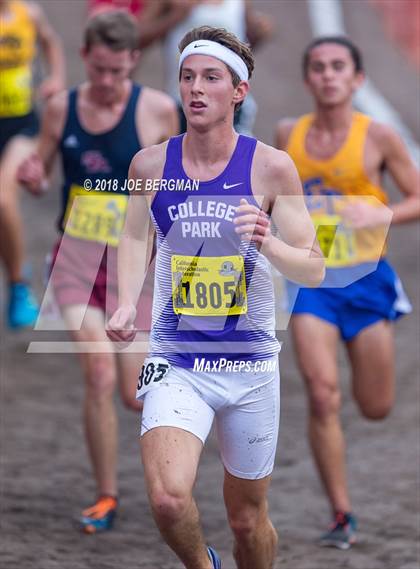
207,545,222,568
319,511,357,550
80,496,118,534
7,282,39,329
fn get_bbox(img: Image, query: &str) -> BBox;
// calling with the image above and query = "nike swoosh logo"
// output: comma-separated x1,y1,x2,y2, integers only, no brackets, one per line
194,44,207,48
223,182,243,190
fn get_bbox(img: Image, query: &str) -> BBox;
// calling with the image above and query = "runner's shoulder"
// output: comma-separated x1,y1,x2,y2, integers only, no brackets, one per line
367,120,405,157
255,140,296,170
275,117,298,150
253,141,299,193
43,90,68,137
43,90,67,119
24,1,42,22
130,140,169,181
140,86,177,119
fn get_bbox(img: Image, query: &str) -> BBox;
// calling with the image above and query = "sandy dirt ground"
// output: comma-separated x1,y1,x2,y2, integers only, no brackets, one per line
1,1,419,568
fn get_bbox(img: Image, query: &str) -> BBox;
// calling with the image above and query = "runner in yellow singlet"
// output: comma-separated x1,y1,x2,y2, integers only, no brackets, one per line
0,0,64,329
275,36,419,550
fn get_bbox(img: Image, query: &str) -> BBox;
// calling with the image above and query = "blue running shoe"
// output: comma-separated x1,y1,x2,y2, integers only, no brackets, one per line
319,511,357,550
8,282,39,329
80,496,118,534
207,546,221,569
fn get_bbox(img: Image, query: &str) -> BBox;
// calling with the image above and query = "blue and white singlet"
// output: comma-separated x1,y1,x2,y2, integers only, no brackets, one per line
150,134,280,368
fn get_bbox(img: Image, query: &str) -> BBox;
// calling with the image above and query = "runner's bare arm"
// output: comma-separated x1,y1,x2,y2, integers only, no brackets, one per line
274,118,297,151
155,91,180,140
107,144,166,342
136,87,179,146
237,143,324,286
17,92,67,194
342,123,420,228
244,0,274,50
373,123,420,224
27,1,66,99
137,0,193,49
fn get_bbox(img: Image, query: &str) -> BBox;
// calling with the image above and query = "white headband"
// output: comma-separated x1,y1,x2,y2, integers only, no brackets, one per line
179,39,249,81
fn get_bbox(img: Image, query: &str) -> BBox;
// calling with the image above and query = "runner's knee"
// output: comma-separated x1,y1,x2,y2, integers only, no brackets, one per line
227,503,265,542
307,377,341,419
357,398,393,420
85,354,116,396
149,486,191,525
0,155,22,205
0,183,18,209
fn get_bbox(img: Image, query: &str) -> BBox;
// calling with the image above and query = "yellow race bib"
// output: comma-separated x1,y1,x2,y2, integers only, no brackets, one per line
313,214,357,268
171,255,247,316
0,65,32,117
63,185,127,247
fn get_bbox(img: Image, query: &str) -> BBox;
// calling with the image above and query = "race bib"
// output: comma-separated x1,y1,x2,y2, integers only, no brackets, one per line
171,254,247,316
136,357,171,399
313,214,357,268
0,65,31,117
63,185,127,247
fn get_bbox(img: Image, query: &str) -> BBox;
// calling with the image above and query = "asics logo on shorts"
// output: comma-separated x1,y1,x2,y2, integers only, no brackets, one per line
248,434,271,444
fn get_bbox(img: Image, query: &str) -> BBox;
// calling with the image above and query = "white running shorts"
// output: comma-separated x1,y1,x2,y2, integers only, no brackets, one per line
138,356,280,480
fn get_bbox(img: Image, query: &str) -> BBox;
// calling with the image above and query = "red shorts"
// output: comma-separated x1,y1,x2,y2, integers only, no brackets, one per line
50,236,152,330
88,0,143,16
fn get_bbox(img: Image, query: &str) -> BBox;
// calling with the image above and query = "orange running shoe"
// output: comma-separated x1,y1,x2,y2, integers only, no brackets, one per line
80,495,118,534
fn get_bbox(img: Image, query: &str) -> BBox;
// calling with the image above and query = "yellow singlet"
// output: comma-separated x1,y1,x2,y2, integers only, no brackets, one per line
287,112,389,267
0,0,36,117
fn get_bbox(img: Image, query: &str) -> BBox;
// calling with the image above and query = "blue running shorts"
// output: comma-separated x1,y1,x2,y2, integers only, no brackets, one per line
287,259,411,341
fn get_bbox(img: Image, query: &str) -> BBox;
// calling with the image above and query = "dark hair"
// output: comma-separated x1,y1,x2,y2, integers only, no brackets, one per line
302,36,364,77
84,10,139,52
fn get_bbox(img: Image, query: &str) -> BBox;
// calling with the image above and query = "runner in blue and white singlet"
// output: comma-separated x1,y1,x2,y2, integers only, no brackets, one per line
108,26,324,568
150,133,280,368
